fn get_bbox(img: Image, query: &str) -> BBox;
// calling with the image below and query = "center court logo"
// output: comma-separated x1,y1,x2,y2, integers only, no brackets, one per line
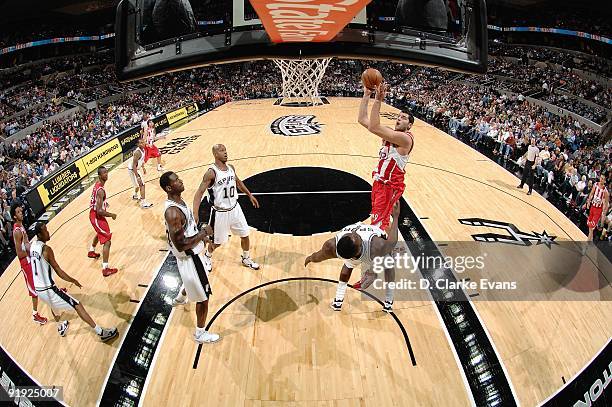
271,115,322,136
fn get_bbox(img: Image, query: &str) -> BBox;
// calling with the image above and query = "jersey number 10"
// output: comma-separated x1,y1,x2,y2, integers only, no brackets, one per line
223,186,236,199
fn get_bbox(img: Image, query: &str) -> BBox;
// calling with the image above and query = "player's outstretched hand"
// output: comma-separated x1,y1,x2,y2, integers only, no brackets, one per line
363,86,372,97
250,195,260,208
73,279,82,288
111,213,117,220
143,167,147,175
375,82,387,101
304,255,312,267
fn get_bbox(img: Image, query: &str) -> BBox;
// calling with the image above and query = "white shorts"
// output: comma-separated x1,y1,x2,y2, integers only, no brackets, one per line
177,252,212,303
36,286,80,312
209,203,250,245
128,168,144,188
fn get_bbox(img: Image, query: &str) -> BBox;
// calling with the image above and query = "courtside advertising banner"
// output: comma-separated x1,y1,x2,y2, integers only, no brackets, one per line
165,106,188,125
165,103,199,125
36,160,88,206
248,0,371,42
117,126,143,151
81,138,122,174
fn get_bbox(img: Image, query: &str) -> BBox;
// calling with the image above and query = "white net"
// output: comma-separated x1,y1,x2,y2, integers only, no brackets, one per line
273,58,332,106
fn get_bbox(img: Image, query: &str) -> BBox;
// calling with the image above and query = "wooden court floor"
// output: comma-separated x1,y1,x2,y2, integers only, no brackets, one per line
0,98,609,406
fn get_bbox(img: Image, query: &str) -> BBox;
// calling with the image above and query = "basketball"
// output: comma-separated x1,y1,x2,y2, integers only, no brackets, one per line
361,68,383,90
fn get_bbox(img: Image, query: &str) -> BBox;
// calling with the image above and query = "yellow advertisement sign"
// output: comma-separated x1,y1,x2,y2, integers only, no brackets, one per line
185,103,199,116
37,159,88,206
166,107,188,125
166,103,199,125
81,138,122,174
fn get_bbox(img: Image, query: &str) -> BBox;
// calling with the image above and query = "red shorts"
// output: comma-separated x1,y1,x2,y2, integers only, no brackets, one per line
19,257,37,298
144,145,161,162
90,210,112,244
371,180,404,231
587,205,603,229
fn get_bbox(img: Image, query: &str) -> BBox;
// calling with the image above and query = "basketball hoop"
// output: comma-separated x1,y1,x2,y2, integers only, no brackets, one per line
273,58,332,106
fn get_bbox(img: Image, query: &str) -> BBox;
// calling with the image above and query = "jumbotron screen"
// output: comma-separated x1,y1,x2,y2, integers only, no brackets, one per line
116,0,487,80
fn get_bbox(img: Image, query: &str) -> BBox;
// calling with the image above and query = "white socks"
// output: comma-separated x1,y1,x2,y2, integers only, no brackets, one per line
94,325,102,335
242,251,250,258
195,327,206,336
89,245,95,251
385,286,394,303
102,262,108,269
335,281,348,301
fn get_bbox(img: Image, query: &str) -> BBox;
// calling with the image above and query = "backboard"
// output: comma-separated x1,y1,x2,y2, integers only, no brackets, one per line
115,0,487,81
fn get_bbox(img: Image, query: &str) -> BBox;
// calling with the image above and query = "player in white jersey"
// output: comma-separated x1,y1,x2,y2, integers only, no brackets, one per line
128,138,153,208
305,202,401,312
30,222,118,340
160,171,220,344
193,144,260,270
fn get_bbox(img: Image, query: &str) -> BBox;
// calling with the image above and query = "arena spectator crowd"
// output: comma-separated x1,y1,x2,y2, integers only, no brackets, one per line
489,43,612,77
488,8,611,38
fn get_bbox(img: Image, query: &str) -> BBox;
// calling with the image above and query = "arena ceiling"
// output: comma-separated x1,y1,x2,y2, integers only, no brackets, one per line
0,0,607,24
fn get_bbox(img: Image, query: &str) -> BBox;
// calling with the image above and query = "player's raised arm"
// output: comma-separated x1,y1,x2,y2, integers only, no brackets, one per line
192,168,215,224
304,238,337,267
368,83,413,150
231,165,259,208
357,87,373,129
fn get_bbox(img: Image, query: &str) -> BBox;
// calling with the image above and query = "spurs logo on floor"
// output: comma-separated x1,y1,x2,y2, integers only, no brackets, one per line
459,218,557,247
159,135,201,155
271,115,322,136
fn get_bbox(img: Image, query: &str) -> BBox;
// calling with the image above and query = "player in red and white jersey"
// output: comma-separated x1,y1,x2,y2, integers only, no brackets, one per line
88,166,119,277
583,174,609,242
144,120,164,172
10,202,47,324
358,82,414,233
